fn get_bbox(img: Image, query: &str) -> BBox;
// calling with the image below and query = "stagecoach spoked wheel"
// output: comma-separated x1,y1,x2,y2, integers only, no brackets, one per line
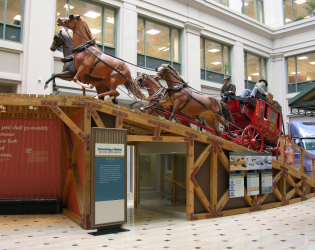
241,125,264,153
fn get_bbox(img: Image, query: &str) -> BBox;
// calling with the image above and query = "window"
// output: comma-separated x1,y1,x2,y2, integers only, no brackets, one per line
284,0,315,24
260,101,264,117
270,109,276,123
0,0,23,43
200,37,231,84
232,0,264,22
244,52,267,90
287,52,315,93
213,0,229,6
55,0,116,56
137,17,181,73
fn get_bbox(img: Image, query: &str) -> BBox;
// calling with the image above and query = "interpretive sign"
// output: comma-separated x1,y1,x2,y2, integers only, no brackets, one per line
246,173,260,196
91,128,127,228
261,172,273,194
229,152,272,171
229,174,244,198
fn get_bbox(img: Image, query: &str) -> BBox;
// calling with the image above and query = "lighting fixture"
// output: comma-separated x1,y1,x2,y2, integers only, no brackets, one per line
309,62,315,65
146,29,161,35
29,106,33,110
106,17,114,23
208,49,220,53
90,28,101,34
291,72,300,74
84,11,101,18
63,4,74,9
158,47,166,50
248,76,252,80
298,56,308,60
251,73,260,76
57,12,60,16
162,48,169,51
0,105,6,110
211,62,221,65
285,18,292,22
241,2,249,7
294,0,307,4
13,15,21,21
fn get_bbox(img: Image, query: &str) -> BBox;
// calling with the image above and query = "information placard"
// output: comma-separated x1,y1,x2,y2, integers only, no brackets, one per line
229,152,272,171
246,173,260,196
261,172,273,194
229,174,244,198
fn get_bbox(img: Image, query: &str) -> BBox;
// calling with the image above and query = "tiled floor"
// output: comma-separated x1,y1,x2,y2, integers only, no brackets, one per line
1,198,315,250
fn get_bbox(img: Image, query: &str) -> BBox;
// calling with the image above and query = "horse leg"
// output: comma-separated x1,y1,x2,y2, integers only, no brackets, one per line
202,112,221,136
214,114,237,138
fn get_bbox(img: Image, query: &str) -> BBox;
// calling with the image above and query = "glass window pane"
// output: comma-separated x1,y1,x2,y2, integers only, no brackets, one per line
247,53,260,82
293,0,308,22
213,0,220,3
200,38,204,68
104,8,115,47
146,56,169,70
205,40,222,73
287,57,296,83
270,110,276,123
260,102,264,117
137,18,144,54
259,0,263,22
55,0,68,33
261,58,266,79
70,0,103,44
0,23,3,39
6,0,22,25
5,25,20,42
222,0,228,6
284,0,293,24
297,52,315,82
0,0,4,22
245,0,258,20
146,21,170,60
172,29,179,62
137,54,145,67
224,45,230,75
104,47,115,56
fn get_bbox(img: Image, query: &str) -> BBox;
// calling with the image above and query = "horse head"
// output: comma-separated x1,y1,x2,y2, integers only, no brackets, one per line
135,73,148,88
57,14,80,29
50,31,65,51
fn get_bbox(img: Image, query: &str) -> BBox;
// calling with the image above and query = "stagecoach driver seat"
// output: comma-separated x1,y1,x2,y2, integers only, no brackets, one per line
241,79,268,99
220,76,236,102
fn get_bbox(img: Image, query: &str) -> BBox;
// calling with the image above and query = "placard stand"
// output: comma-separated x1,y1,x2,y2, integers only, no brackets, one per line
88,224,130,236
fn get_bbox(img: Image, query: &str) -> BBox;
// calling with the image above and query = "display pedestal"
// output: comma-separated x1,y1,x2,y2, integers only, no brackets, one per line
88,224,129,236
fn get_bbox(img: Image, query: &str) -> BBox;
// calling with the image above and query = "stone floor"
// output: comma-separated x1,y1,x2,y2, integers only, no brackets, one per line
1,198,315,250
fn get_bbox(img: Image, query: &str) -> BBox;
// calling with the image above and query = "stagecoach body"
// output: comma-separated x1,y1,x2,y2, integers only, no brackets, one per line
224,95,283,153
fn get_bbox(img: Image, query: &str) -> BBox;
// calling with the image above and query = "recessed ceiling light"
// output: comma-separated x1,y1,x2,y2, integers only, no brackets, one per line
298,56,308,60
251,73,260,76
106,17,114,23
208,49,220,53
241,2,249,7
158,47,166,50
162,48,169,51
13,15,21,21
211,62,221,65
84,11,101,19
63,4,74,9
310,62,315,65
294,0,307,4
285,18,292,22
291,72,301,74
90,28,101,34
57,12,60,16
146,29,161,35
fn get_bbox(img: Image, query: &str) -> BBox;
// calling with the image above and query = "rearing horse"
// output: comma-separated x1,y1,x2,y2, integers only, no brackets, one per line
155,64,236,137
136,73,204,127
56,14,147,102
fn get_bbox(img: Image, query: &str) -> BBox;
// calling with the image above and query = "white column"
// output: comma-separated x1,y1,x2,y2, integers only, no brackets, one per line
183,22,203,91
21,0,55,95
232,41,245,96
264,0,284,27
117,2,137,78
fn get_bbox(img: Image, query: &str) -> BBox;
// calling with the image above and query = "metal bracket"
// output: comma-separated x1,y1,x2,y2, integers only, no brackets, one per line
41,100,62,115
190,213,198,220
148,119,170,140
208,204,223,217
281,196,289,206
250,200,262,212
190,166,199,188
112,110,128,125
78,131,90,150
72,101,101,119
184,131,198,146
207,138,223,153
280,166,288,177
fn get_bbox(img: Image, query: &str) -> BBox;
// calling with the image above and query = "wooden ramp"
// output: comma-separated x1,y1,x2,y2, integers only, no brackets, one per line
0,93,314,228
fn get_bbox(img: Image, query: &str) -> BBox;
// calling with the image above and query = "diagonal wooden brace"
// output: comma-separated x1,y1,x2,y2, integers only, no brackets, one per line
41,100,62,115
78,131,90,150
250,199,262,211
112,109,128,125
72,101,101,119
148,119,170,140
190,166,199,188
184,131,198,146
207,204,223,218
207,138,223,153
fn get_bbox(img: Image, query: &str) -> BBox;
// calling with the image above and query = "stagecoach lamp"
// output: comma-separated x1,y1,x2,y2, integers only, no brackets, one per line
29,106,33,110
0,105,6,110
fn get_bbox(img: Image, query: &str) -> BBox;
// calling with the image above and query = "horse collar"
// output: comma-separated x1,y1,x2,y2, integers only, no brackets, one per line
61,54,74,63
72,38,96,52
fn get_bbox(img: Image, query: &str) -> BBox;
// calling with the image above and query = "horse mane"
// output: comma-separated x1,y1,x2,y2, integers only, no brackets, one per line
162,64,186,83
78,16,93,40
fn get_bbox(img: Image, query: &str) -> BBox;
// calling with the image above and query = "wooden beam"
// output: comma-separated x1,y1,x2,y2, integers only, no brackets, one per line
217,189,229,210
92,111,105,128
194,144,211,169
243,187,253,207
217,150,234,174
186,142,194,220
127,135,186,142
72,164,84,214
60,125,66,206
194,185,211,213
62,169,73,207
63,208,82,227
134,144,138,209
210,150,217,206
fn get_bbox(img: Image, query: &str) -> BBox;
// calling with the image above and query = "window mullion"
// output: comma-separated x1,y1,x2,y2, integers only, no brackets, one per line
291,0,294,23
101,6,105,50
222,44,224,75
170,27,173,66
143,19,146,68
245,52,248,88
3,0,7,39
67,0,70,16
295,56,298,92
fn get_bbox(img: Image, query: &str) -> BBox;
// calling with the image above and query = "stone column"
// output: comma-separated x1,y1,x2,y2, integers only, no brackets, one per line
183,21,203,91
21,0,55,95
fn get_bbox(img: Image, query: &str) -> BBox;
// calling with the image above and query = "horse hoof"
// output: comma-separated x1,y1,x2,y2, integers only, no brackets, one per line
44,84,48,89
112,98,118,105
139,107,145,112
233,134,237,138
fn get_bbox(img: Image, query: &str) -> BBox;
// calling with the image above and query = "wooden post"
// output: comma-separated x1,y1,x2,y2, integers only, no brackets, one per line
171,155,176,204
134,143,138,208
210,150,217,207
60,124,66,205
300,150,304,173
83,107,91,229
280,137,284,163
186,142,194,220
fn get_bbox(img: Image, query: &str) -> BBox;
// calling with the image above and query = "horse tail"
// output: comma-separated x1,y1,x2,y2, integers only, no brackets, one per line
124,78,148,101
220,102,234,123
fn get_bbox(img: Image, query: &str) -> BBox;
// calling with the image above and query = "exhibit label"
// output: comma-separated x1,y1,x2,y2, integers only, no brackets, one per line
229,174,244,198
247,173,260,196
229,152,272,171
261,172,273,194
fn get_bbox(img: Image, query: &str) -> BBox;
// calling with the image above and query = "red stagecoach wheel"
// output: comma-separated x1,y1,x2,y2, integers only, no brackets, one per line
241,125,264,153
276,135,295,166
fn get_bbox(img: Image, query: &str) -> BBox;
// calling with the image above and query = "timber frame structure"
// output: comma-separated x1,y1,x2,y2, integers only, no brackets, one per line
0,93,314,229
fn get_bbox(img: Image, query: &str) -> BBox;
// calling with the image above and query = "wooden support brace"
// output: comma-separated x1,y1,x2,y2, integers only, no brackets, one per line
207,138,223,153
184,131,198,146
72,101,102,119
112,109,128,128
148,119,170,140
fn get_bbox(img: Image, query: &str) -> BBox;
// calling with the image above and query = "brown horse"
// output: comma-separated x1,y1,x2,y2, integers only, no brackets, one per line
136,73,204,127
56,14,147,102
155,64,236,137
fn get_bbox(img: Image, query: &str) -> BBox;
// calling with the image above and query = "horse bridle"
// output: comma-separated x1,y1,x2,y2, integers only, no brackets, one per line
60,15,88,42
